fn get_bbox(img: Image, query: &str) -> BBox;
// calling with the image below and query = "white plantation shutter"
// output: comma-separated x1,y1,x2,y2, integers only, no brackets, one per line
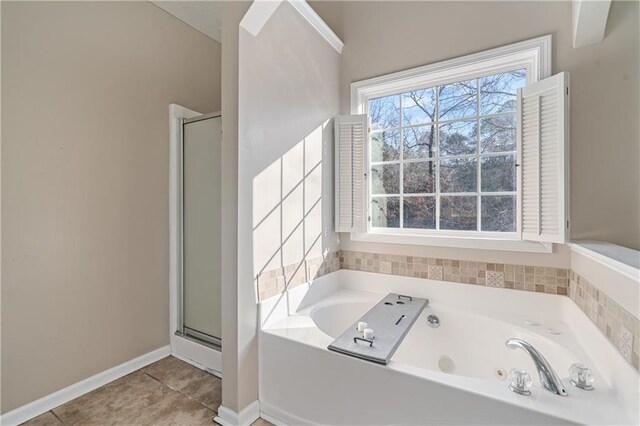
335,114,367,233
517,72,569,243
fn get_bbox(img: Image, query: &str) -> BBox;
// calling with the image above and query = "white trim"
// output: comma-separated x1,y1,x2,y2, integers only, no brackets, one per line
348,36,552,250
169,104,223,375
351,35,551,114
350,231,553,253
214,400,260,426
259,410,287,426
260,400,315,426
169,103,200,339
570,241,640,283
287,0,343,53
0,346,171,426
240,0,343,54
572,0,612,48
239,0,282,37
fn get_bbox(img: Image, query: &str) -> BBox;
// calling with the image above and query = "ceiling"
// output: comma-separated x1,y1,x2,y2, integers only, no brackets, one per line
150,1,222,43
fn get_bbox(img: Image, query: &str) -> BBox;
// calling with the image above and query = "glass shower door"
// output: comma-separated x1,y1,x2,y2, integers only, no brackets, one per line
181,114,222,347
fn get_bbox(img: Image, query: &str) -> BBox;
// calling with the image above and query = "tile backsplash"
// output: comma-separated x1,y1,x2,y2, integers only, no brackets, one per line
256,252,340,301
339,250,569,295
569,270,639,370
255,249,638,371
256,250,569,298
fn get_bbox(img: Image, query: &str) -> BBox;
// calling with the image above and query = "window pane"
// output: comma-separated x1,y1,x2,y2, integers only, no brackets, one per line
480,114,516,153
480,70,526,115
371,197,400,228
369,95,400,130
439,120,477,156
440,158,477,193
371,164,400,194
481,155,516,192
482,195,516,232
402,88,436,126
404,161,435,194
371,130,400,162
403,125,436,159
439,79,477,120
368,71,526,235
404,196,436,229
440,196,477,230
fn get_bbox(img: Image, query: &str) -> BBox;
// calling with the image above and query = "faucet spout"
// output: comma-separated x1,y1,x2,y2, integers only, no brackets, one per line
506,338,568,397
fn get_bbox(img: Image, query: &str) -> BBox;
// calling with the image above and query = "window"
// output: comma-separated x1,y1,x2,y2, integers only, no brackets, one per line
368,70,526,234
337,36,568,252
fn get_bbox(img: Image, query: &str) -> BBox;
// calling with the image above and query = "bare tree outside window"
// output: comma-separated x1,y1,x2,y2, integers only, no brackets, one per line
369,69,525,232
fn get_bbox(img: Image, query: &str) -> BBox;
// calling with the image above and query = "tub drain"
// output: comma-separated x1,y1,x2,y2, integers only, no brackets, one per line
438,355,455,373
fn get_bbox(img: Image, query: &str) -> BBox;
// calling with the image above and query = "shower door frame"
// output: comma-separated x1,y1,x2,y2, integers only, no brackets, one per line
169,103,222,376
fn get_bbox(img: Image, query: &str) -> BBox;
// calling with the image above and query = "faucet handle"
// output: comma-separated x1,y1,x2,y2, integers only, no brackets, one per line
505,338,568,397
569,363,595,390
508,368,533,395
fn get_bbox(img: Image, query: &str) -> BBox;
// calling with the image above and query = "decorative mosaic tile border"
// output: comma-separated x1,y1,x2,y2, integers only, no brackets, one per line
256,252,340,301
257,249,569,300
339,250,569,295
569,271,639,370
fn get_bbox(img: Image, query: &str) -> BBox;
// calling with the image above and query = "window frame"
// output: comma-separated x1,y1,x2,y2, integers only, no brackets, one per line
350,35,553,252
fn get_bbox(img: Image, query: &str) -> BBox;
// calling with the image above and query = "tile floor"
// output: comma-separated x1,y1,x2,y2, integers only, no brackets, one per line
21,356,271,426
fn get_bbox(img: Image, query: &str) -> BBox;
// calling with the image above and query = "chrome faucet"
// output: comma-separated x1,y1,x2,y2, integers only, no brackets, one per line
505,338,568,397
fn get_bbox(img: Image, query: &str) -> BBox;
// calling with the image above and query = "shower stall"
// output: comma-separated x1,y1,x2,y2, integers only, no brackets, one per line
169,104,222,374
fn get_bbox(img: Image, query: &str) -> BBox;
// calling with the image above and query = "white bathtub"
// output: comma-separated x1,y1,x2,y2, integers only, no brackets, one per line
259,270,639,425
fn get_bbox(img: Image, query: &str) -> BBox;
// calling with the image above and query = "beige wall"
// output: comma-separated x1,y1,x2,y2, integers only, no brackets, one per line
312,0,640,255
1,1,221,413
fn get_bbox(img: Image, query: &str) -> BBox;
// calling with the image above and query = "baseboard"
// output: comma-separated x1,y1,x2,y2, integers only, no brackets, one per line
259,410,288,426
259,401,309,426
170,333,222,377
214,400,260,426
0,345,171,426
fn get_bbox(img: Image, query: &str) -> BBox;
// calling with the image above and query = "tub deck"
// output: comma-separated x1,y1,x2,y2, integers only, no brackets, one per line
259,270,639,425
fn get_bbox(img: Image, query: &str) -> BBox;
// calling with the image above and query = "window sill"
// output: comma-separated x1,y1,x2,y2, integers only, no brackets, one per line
349,231,553,253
